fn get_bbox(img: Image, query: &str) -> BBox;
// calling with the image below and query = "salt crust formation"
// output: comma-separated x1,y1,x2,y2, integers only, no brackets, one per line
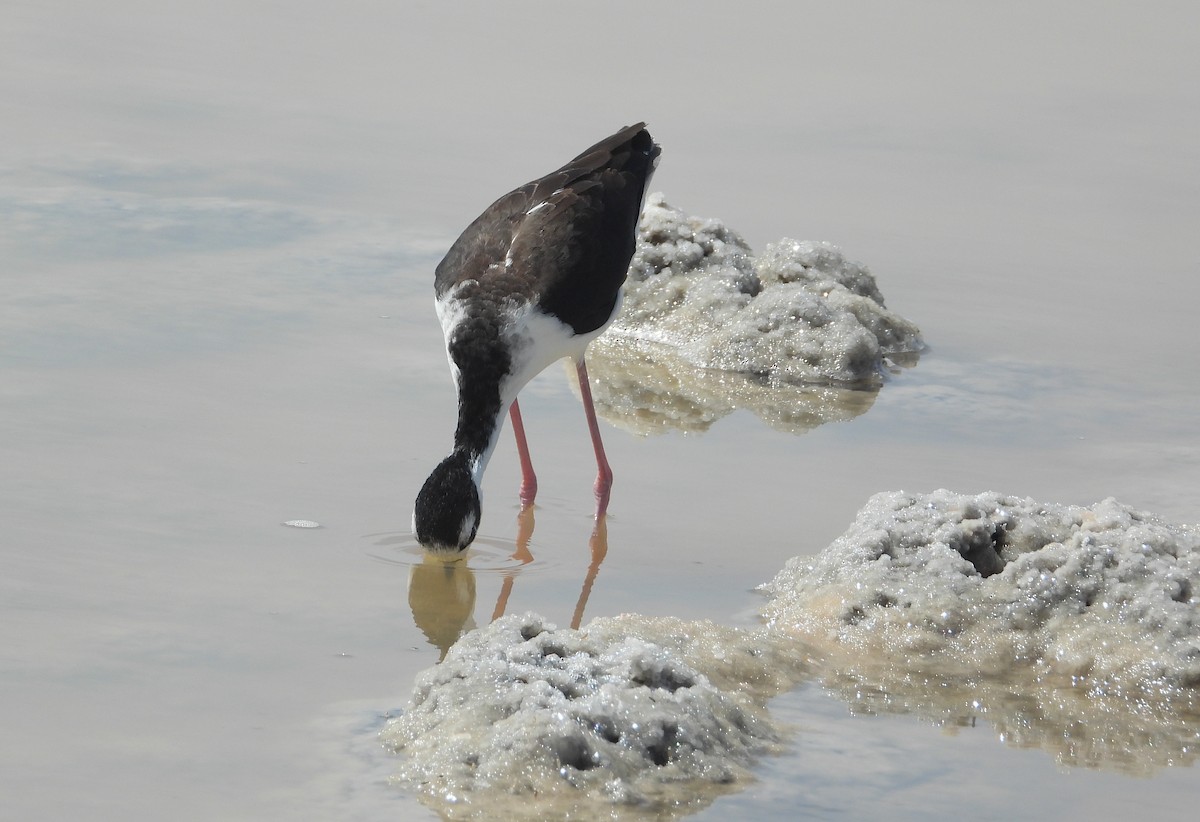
381,613,805,818
582,194,920,435
762,489,1200,693
598,194,923,387
773,490,1200,773
388,492,1200,808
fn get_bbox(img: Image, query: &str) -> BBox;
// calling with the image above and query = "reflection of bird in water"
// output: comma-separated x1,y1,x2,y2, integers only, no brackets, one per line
407,554,476,661
413,124,661,553
408,508,612,658
490,507,609,631
570,516,608,630
490,507,536,623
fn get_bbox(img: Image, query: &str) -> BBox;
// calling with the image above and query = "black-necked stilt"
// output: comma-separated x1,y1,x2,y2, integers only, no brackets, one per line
413,123,660,553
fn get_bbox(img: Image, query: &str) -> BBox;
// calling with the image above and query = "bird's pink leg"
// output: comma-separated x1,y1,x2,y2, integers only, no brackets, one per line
509,399,537,507
575,359,613,516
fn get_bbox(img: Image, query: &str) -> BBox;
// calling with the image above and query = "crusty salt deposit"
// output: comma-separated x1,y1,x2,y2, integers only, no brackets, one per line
381,613,805,819
390,492,1200,807
595,194,923,388
765,490,1200,773
761,490,1200,695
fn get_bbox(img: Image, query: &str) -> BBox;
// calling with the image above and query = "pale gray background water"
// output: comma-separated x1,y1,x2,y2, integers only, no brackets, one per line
3,2,1198,819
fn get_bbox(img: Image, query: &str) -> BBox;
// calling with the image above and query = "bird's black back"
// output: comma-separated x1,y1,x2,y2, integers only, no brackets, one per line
435,123,661,335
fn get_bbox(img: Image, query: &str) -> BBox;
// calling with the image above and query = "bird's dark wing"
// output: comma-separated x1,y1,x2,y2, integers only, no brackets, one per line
434,124,660,334
434,186,536,297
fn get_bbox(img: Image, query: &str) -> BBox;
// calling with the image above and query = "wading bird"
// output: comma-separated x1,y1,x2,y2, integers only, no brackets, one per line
413,123,660,552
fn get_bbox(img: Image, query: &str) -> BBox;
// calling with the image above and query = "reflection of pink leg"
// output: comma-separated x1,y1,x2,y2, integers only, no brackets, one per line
576,359,613,517
571,514,608,629
492,506,536,622
509,399,537,507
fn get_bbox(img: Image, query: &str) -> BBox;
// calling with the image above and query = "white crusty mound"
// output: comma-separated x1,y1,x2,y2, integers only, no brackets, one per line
601,194,923,386
382,613,799,818
762,490,1200,694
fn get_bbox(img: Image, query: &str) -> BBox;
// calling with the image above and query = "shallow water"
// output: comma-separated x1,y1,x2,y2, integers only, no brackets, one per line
4,2,1200,819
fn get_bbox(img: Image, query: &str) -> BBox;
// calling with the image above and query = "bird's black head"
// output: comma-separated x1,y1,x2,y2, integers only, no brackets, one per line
413,451,481,553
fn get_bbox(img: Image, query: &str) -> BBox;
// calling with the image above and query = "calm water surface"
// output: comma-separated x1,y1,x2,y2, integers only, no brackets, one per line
3,3,1199,819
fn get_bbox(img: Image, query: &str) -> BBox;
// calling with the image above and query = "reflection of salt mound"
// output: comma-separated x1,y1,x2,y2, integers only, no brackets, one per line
582,339,878,435
762,490,1200,693
822,661,1200,775
602,194,923,386
382,613,800,819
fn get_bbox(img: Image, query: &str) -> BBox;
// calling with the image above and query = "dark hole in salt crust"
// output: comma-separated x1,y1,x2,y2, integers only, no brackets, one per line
631,662,695,693
644,722,679,767
552,736,596,771
1171,578,1192,603
646,741,669,766
593,718,620,743
959,520,1008,578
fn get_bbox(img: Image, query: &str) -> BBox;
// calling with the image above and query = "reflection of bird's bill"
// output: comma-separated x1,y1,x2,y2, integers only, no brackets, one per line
408,554,476,661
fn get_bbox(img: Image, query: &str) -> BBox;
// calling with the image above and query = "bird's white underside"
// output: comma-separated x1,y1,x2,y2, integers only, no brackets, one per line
432,283,622,487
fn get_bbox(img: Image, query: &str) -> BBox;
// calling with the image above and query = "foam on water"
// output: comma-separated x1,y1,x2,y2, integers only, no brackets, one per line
381,613,806,819
761,490,1200,694
597,194,923,387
